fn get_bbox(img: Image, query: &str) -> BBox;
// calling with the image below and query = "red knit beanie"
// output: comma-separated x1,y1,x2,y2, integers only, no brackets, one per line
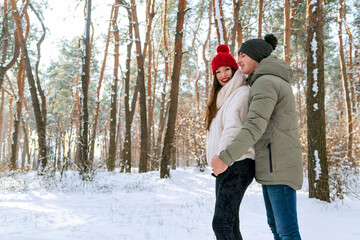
211,45,238,75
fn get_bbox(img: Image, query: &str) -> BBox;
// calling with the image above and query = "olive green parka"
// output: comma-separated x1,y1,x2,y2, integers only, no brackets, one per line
219,55,303,190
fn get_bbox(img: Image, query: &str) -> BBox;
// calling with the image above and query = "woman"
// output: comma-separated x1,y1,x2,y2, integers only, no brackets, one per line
206,44,255,240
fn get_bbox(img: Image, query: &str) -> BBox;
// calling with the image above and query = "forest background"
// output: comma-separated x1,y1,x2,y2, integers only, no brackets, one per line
0,0,359,202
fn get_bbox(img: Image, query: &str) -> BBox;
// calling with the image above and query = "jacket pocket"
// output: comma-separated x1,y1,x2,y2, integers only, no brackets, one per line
267,143,273,173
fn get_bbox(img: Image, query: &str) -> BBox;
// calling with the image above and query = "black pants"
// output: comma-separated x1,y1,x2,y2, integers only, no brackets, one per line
212,159,255,240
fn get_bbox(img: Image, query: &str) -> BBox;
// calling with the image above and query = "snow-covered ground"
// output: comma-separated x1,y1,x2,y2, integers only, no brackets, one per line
0,167,359,240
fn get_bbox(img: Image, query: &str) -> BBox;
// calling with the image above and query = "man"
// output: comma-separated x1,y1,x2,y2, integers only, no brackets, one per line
211,34,303,240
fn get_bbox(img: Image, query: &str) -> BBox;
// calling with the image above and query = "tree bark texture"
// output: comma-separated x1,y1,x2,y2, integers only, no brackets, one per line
160,0,187,178
154,0,170,165
230,0,241,55
29,2,47,133
284,0,291,64
130,0,148,173
203,2,212,101
90,5,114,164
79,0,92,177
0,0,20,90
258,0,263,38
145,0,156,167
306,0,330,202
108,2,120,171
10,0,47,173
0,89,4,163
337,0,353,164
121,1,137,173
9,57,25,171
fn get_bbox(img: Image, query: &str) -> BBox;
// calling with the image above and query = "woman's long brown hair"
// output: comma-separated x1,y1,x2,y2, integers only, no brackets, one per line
205,68,236,131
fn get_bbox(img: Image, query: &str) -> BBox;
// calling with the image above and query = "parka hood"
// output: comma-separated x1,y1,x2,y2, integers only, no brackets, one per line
247,55,294,86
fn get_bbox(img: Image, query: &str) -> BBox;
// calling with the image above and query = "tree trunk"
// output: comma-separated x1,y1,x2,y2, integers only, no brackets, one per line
230,0,241,55
203,2,212,101
79,0,92,178
284,0,291,64
147,39,154,168
29,2,47,139
306,0,329,202
355,48,360,105
90,5,114,165
338,0,353,164
0,0,20,90
130,0,148,173
258,0,263,38
347,43,356,114
150,39,161,171
108,2,120,171
236,17,243,51
6,97,14,164
74,58,81,167
160,0,187,178
190,1,205,114
343,23,357,114
9,58,25,171
155,0,170,166
10,0,47,173
212,0,227,45
0,88,4,163
121,1,140,173
144,0,156,169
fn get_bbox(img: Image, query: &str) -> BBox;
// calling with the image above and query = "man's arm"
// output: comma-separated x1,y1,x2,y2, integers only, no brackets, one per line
218,77,278,167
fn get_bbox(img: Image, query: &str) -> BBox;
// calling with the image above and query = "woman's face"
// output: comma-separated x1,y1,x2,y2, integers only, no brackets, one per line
236,53,258,75
215,66,233,86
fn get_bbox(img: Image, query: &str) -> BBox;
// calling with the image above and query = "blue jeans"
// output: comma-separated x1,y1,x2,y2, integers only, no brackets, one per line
212,159,255,240
262,185,301,240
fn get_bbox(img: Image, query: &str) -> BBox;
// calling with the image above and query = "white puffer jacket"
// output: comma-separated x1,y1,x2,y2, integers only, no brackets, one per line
206,69,255,165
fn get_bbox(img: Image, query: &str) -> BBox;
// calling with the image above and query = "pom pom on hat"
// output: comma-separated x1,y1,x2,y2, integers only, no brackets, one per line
211,45,238,75
217,45,230,53
264,34,278,50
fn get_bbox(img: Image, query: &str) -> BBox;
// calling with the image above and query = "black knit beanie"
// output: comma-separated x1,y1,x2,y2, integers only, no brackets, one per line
238,34,278,63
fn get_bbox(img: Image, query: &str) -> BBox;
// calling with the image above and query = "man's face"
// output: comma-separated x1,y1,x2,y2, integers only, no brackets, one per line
236,53,258,75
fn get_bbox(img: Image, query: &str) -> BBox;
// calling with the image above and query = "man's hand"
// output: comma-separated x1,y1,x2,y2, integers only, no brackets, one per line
211,155,228,176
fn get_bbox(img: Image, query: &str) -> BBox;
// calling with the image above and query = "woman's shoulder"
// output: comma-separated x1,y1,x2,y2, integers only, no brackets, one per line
231,85,250,99
223,87,249,111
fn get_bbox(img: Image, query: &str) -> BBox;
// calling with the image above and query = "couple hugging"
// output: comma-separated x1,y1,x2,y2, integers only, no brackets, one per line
206,34,303,240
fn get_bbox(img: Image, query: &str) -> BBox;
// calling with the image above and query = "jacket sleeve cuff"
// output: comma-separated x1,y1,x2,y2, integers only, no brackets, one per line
219,150,234,166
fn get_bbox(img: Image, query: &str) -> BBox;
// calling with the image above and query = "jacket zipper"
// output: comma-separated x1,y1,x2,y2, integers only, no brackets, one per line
268,143,273,173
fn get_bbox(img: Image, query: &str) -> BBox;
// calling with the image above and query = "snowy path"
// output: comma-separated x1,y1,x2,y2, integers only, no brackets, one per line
0,168,359,240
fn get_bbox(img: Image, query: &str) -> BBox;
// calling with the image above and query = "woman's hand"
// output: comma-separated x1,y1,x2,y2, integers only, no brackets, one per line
211,155,228,176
